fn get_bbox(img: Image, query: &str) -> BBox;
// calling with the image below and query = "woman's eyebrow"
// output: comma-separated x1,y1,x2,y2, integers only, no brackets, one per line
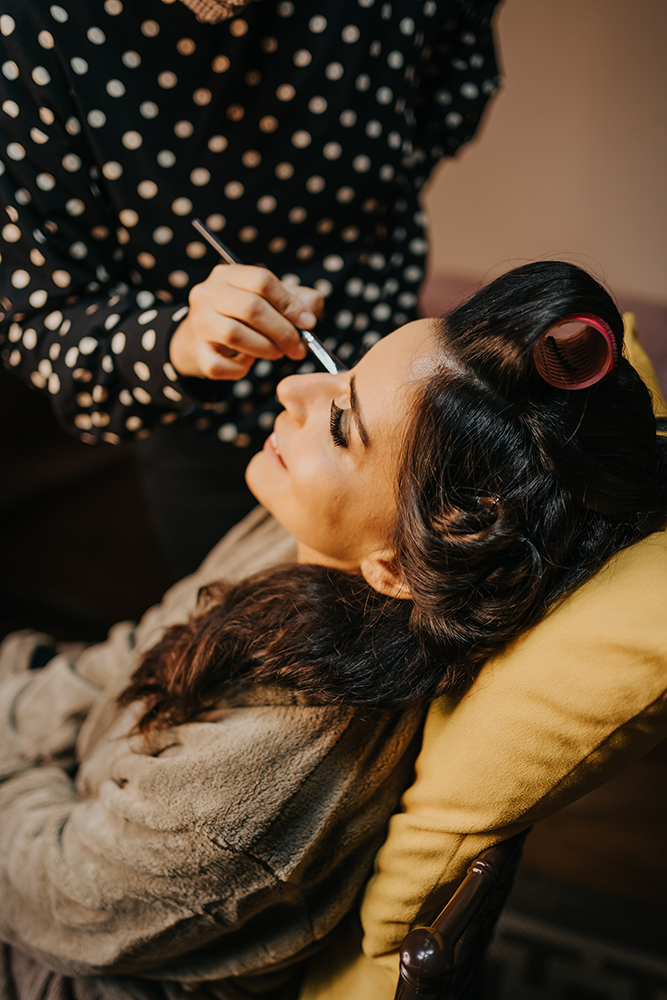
349,375,370,449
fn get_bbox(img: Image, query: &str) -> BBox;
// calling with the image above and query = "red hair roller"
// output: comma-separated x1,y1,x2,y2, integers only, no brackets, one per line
533,314,617,390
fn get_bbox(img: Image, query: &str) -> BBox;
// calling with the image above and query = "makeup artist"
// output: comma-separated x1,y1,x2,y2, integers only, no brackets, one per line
0,0,501,576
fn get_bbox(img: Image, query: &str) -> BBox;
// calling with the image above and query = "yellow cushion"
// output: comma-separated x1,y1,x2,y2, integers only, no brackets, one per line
623,311,667,418
301,316,667,1000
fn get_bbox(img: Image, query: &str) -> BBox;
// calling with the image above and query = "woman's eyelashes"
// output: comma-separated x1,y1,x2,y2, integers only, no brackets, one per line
330,401,349,448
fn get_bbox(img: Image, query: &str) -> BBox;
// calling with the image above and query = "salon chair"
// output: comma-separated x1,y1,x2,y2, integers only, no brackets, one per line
394,830,528,1000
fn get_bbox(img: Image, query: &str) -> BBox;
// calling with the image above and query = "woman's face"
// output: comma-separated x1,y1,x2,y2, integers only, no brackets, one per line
245,319,438,579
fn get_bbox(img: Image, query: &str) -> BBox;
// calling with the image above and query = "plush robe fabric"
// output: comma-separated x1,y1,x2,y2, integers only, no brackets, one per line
0,508,424,999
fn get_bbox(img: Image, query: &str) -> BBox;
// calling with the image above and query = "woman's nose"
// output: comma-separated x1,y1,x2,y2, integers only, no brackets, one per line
276,372,333,419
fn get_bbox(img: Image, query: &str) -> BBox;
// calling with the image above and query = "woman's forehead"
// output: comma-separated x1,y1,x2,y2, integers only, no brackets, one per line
356,319,438,386
352,319,438,449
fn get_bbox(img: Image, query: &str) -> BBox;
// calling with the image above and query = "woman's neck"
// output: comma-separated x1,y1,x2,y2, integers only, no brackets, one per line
296,541,360,574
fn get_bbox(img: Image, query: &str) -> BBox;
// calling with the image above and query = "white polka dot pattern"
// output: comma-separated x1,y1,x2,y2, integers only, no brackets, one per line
0,0,500,444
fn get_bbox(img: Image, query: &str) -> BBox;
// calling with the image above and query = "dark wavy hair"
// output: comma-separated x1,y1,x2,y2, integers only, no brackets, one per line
120,262,667,731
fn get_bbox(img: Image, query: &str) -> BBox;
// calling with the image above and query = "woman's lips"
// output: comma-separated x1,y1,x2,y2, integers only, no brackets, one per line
266,430,287,469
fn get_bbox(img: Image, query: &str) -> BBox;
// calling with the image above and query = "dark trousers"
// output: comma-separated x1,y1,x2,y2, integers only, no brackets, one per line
134,424,262,580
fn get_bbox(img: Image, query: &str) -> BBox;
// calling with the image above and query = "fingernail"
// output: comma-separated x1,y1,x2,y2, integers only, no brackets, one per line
298,311,316,329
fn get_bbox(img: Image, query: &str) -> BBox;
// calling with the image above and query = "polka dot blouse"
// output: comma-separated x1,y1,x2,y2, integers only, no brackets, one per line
0,0,500,447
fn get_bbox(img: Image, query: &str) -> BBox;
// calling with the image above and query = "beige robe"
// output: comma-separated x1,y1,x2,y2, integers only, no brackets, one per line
0,508,423,996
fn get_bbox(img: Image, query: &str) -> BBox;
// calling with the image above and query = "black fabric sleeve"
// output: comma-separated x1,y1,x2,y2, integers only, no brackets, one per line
0,22,220,443
411,0,502,172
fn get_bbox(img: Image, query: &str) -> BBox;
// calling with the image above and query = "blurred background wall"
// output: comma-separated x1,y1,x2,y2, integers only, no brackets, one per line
423,0,667,305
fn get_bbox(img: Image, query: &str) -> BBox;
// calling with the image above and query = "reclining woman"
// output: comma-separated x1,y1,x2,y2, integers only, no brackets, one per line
0,261,665,1000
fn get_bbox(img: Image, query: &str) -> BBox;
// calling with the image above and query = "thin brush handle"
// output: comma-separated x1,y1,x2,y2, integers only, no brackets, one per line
192,218,347,375
192,218,242,265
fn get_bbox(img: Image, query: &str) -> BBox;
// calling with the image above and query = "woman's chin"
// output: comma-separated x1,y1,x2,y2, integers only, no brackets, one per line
244,451,267,502
244,450,281,520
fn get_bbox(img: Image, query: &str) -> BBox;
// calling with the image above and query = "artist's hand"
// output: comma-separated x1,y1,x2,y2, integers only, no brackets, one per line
169,264,324,380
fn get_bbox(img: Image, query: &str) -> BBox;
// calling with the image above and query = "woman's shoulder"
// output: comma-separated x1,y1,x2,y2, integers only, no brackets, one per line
133,508,296,655
77,696,424,877
197,506,297,584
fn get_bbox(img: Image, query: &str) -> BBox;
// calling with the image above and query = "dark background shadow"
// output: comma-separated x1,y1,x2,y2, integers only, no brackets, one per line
0,364,172,642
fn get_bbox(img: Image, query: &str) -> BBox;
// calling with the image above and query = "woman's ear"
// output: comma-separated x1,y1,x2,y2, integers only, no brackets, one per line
360,550,412,599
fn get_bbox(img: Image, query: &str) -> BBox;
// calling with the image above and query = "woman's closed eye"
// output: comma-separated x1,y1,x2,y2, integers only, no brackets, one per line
330,400,349,448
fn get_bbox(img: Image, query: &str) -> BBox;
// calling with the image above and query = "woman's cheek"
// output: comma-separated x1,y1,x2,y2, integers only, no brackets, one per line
294,448,344,508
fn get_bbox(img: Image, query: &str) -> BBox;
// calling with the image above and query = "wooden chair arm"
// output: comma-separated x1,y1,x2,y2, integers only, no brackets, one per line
394,829,529,1000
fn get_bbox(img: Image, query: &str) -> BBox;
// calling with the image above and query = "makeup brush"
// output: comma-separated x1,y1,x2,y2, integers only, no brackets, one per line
192,218,347,375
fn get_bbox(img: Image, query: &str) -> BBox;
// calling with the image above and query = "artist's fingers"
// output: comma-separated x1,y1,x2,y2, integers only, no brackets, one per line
170,264,327,378
291,284,326,324
225,265,324,334
210,283,309,359
190,266,305,360
195,341,255,381
171,310,288,378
